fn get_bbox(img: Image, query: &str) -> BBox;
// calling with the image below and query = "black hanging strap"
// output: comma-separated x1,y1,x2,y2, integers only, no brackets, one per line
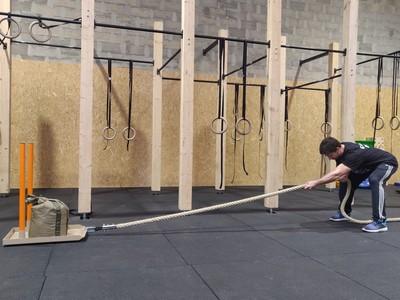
284,88,291,170
390,52,400,130
231,83,240,184
241,41,249,176
123,60,136,151
102,59,116,149
321,89,332,137
372,57,385,141
218,38,226,189
320,89,331,176
107,59,112,130
258,85,266,179
211,38,227,135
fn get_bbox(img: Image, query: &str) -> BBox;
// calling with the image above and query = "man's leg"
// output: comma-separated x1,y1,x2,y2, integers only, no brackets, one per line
338,174,367,213
368,164,397,221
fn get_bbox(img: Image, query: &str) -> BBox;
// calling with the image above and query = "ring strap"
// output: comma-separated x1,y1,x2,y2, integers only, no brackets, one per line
258,85,266,179
241,41,249,176
284,88,290,170
231,84,240,184
125,60,135,150
103,59,113,149
372,57,384,140
391,52,400,130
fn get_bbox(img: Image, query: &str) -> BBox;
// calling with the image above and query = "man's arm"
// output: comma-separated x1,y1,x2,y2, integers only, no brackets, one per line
304,163,351,189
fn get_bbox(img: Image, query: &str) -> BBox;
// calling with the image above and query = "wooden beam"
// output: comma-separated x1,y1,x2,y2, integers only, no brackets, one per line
78,0,94,215
326,42,340,189
0,0,11,196
178,0,195,210
341,0,358,142
215,29,228,191
151,21,163,193
265,0,282,208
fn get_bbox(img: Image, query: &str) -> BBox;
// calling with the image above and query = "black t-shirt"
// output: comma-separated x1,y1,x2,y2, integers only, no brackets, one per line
336,142,398,174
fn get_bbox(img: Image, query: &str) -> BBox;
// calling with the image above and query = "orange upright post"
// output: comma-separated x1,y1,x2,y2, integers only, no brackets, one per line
19,143,26,238
27,143,34,224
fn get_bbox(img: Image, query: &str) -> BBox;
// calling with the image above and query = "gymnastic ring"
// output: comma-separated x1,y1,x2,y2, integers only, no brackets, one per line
210,117,228,134
29,20,52,43
390,116,400,130
284,119,292,132
371,116,384,130
231,128,242,141
122,127,136,141
235,118,252,135
102,127,116,140
320,122,332,134
0,17,21,39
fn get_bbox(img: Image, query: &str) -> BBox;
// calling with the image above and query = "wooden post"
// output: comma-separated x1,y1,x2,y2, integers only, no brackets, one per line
265,0,282,208
326,42,340,189
19,143,26,238
278,36,286,189
341,0,358,142
215,29,228,191
151,21,163,193
78,0,95,215
179,0,195,211
0,0,11,196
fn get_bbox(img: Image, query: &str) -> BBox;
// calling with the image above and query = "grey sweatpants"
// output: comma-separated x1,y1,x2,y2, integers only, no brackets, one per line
339,163,397,221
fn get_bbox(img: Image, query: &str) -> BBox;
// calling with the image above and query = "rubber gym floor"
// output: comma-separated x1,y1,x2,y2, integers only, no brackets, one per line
1,185,400,300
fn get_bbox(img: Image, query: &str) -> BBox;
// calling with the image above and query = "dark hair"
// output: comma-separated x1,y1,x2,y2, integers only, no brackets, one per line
319,137,341,155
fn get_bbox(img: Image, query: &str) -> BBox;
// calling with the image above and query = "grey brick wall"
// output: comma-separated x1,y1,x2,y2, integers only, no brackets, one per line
4,0,400,86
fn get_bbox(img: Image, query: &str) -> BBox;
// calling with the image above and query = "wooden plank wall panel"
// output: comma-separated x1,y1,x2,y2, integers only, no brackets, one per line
8,61,400,188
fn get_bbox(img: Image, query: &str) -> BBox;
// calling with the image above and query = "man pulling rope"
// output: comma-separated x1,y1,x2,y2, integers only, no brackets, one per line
305,137,398,233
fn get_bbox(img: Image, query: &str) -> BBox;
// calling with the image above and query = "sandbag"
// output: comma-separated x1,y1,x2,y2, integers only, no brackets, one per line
26,195,69,237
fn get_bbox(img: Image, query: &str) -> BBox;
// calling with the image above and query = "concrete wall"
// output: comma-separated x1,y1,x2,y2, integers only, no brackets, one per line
9,0,400,85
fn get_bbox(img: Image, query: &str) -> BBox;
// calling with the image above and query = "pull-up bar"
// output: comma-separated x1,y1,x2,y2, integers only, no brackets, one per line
335,50,400,73
162,76,266,87
224,54,267,78
94,21,182,37
299,51,329,66
203,39,219,56
0,12,82,25
282,74,341,93
282,44,346,55
95,56,154,65
157,49,181,74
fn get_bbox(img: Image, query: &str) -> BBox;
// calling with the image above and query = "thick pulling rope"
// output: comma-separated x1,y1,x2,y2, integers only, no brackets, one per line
87,181,399,232
89,184,305,231
340,180,400,224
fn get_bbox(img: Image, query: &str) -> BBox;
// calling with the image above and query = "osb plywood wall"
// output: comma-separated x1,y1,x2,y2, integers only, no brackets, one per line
10,60,400,188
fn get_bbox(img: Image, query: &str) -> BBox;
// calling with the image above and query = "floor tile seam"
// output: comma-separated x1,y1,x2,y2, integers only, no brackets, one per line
307,256,391,300
162,228,258,236
188,256,312,270
163,231,192,266
40,244,56,300
43,262,190,277
354,232,400,250
256,229,308,257
190,265,220,300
